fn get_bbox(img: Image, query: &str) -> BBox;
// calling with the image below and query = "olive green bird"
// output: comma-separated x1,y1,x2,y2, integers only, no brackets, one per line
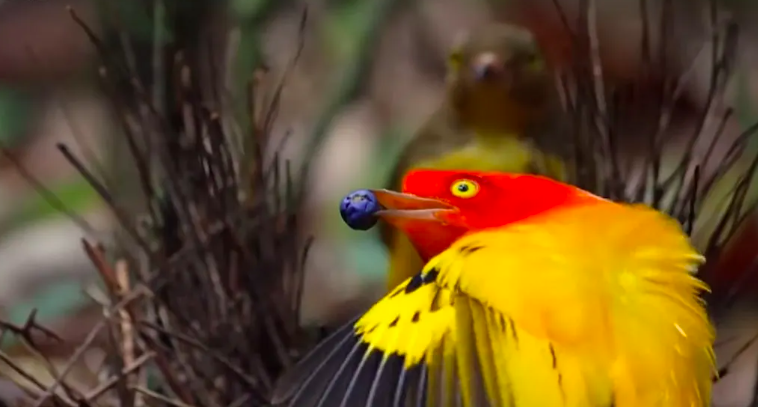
381,23,568,291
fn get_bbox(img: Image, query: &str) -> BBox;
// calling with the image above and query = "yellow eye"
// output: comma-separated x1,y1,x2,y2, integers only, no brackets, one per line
450,179,479,198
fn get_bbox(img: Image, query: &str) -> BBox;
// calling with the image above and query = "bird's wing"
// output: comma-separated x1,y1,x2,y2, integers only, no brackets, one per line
426,202,714,407
271,271,462,407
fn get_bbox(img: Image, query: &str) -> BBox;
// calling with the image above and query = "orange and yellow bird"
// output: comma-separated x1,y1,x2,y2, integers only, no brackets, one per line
274,169,715,407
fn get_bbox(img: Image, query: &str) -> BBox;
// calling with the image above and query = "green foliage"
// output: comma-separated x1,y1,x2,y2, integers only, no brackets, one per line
1,281,88,349
6,177,98,231
107,1,174,44
7,282,86,326
322,0,382,59
0,88,32,148
346,236,388,280
230,0,272,16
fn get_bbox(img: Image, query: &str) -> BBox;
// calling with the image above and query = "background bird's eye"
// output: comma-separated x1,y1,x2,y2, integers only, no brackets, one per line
450,179,479,198
448,49,463,72
522,51,543,70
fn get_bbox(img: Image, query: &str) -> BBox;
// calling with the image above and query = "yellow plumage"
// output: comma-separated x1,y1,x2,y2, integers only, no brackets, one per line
274,201,714,406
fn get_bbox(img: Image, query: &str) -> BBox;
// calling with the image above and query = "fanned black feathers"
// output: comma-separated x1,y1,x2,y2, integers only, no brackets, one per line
272,270,461,407
271,316,428,407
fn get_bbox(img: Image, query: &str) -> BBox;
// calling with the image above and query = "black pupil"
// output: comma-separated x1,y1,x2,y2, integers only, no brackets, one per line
457,183,469,193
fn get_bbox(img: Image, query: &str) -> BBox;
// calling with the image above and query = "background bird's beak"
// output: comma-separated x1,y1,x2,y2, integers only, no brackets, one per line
471,52,505,81
368,189,456,224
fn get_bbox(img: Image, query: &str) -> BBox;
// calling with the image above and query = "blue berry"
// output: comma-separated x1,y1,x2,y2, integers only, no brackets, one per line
340,189,381,231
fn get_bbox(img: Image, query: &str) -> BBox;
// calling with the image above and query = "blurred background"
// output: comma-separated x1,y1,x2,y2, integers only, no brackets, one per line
0,0,757,405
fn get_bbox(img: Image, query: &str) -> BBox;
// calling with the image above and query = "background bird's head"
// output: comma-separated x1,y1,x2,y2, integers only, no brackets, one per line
366,169,601,261
447,24,554,133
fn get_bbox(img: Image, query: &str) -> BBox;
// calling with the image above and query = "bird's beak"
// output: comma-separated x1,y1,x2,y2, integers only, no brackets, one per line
471,52,506,82
368,189,457,225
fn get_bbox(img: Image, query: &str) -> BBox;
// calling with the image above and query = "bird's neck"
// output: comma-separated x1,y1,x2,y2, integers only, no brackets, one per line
474,130,524,147
448,96,550,138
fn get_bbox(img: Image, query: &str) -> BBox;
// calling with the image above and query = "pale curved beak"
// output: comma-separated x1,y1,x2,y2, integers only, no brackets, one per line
368,189,456,223
471,52,506,81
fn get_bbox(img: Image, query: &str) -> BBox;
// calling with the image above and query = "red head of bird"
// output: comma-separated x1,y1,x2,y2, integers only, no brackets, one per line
367,169,605,261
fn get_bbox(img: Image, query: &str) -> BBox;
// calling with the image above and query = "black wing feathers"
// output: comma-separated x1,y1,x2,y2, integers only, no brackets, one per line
272,316,431,407
271,319,359,405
